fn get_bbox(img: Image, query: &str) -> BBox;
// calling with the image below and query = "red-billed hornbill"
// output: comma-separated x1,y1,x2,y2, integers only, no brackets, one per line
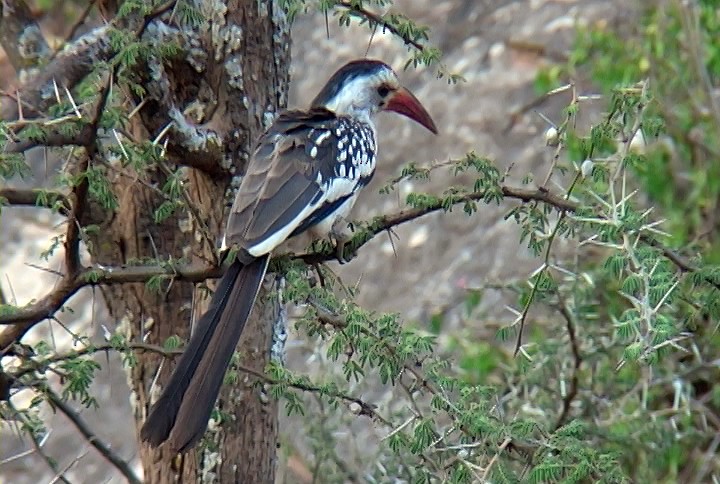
140,59,437,452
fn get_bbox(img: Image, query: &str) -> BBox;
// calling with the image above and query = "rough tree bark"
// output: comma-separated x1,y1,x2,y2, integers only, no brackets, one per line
1,0,290,482
105,2,290,481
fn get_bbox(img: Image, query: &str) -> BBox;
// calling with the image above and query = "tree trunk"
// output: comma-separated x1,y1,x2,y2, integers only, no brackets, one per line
0,0,289,480
87,1,290,481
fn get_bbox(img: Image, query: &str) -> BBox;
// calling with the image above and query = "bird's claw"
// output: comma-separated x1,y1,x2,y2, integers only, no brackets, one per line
334,238,357,264
331,218,356,264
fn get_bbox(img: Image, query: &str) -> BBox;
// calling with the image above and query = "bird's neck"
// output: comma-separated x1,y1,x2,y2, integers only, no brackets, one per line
333,107,376,140
327,103,369,123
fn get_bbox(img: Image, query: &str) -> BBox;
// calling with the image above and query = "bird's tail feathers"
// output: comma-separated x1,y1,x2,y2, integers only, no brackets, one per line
140,255,270,451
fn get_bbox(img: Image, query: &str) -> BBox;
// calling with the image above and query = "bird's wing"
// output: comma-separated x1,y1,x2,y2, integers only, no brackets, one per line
226,109,369,257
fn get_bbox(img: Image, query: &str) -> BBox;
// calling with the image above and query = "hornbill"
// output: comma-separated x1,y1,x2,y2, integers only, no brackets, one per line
140,59,437,452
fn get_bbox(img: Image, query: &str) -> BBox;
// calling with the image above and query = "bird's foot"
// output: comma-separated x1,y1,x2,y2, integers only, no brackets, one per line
331,219,356,264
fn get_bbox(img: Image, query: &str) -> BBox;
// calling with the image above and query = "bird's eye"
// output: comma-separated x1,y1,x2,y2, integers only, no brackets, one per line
377,85,390,98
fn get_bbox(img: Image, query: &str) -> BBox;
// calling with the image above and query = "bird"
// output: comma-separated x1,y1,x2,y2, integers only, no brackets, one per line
140,59,437,453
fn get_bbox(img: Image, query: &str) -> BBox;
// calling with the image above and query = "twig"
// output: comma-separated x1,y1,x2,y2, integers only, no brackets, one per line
64,72,113,275
48,447,90,484
336,1,425,52
553,293,582,430
509,173,582,355
481,437,512,481
28,429,72,484
61,0,99,51
40,385,141,484
676,0,720,131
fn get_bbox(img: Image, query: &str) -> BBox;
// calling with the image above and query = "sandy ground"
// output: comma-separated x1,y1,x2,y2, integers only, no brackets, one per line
0,1,627,482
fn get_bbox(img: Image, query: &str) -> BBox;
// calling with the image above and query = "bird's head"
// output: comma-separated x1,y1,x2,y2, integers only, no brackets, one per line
311,59,438,134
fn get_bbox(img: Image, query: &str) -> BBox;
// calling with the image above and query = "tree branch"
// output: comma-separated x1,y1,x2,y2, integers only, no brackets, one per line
0,262,225,340
336,1,426,52
1,2,177,122
0,181,708,351
40,384,141,484
12,340,390,427
0,187,71,214
0,0,51,74
3,120,99,153
553,293,582,430
0,24,113,121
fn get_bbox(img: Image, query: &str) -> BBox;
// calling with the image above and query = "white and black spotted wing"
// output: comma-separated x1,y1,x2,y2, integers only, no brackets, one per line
226,108,377,258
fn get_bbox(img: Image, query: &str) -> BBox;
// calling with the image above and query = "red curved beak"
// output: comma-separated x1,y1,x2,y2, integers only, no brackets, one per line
385,87,438,134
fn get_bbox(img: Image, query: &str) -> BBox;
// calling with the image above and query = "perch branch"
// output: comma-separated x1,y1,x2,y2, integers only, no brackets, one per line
0,182,709,352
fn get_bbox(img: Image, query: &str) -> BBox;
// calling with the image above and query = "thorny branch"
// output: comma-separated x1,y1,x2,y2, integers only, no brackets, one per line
309,299,516,474
0,179,705,349
0,0,176,121
512,173,582,355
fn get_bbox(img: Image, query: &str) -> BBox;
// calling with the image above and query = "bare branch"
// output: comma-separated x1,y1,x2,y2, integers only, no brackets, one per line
40,385,141,484
553,293,582,430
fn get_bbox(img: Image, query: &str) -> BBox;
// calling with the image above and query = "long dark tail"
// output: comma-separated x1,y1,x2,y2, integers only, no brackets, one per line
140,255,270,452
